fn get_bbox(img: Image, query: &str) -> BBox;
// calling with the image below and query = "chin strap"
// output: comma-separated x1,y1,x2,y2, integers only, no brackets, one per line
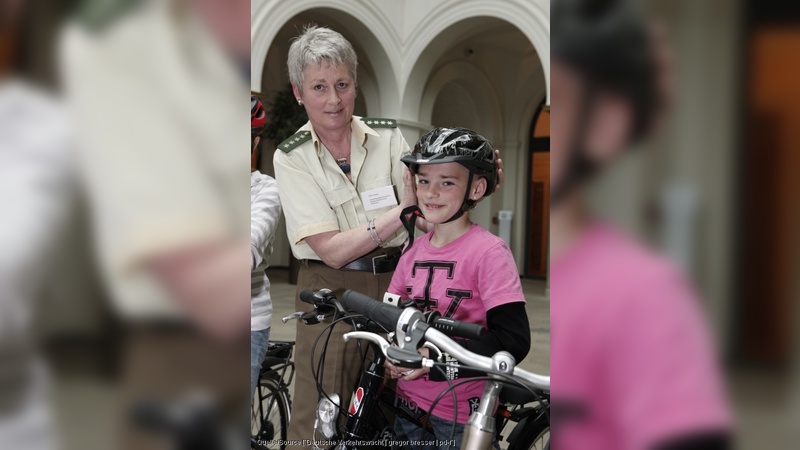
401,172,478,254
443,171,475,224
400,205,425,256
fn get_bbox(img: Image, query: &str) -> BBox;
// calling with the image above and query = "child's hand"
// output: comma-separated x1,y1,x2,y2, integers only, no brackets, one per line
384,348,431,380
384,360,403,379
400,347,431,380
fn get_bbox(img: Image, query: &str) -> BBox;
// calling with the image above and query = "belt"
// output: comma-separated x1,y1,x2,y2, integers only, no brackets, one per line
307,248,402,275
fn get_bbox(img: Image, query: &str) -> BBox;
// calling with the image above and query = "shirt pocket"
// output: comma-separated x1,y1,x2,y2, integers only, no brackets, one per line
323,186,358,230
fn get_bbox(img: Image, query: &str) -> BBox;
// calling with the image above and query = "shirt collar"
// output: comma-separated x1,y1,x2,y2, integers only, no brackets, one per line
306,116,380,156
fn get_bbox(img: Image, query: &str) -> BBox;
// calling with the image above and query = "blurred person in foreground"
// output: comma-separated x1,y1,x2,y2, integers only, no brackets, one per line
0,1,73,449
249,96,281,402
60,0,252,448
550,0,733,449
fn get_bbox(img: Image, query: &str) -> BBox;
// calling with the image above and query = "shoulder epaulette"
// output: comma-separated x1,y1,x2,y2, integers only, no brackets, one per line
74,0,144,31
361,118,397,128
277,130,312,153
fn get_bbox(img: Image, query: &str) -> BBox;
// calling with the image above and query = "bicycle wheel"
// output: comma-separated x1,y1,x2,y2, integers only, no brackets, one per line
508,421,549,450
252,374,290,450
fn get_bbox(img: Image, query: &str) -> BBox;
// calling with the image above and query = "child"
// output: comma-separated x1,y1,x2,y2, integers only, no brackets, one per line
250,96,282,401
386,127,531,450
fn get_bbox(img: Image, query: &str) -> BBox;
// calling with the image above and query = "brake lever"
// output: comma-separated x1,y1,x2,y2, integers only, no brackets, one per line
281,312,304,323
342,331,391,355
422,341,441,356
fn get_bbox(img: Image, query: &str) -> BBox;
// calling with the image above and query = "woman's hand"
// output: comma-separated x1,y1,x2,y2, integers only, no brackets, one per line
400,167,418,208
494,148,504,193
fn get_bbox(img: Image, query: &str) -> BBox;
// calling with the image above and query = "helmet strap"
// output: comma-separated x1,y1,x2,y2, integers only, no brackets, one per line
444,171,474,224
551,81,601,206
400,205,426,256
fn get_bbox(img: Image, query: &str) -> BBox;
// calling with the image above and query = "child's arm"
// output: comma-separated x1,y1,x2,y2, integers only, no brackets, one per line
427,301,530,381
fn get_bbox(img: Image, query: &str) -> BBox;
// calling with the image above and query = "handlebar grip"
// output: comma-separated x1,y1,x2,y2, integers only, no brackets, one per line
341,290,403,331
432,317,486,340
299,289,316,305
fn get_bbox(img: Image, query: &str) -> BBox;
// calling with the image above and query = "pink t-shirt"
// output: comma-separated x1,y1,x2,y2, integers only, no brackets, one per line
551,222,732,450
388,224,525,423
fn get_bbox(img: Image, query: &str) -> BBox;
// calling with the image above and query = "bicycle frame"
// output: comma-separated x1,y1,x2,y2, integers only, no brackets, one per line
289,299,435,449
334,343,438,446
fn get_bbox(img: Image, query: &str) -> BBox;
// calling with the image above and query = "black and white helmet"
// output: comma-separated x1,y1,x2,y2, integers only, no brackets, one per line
402,127,498,213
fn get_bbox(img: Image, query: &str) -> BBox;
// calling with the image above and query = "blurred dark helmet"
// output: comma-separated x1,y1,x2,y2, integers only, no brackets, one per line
553,0,659,143
402,127,497,223
551,0,661,204
251,96,267,137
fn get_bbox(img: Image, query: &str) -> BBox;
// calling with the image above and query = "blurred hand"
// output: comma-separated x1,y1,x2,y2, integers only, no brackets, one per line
151,239,250,343
494,148,504,193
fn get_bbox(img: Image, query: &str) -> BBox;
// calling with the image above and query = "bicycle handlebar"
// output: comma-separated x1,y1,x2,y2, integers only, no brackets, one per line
341,289,486,340
424,328,550,390
341,290,404,331
339,289,550,391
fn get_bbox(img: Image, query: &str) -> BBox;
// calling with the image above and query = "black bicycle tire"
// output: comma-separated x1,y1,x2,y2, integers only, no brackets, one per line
507,419,549,450
252,375,291,450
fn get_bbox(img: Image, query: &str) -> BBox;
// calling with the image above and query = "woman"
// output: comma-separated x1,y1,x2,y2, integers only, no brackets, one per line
273,25,418,444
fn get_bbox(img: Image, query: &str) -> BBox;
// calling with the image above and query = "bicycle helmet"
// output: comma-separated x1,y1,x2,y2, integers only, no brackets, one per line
402,127,497,222
251,95,267,137
551,0,661,203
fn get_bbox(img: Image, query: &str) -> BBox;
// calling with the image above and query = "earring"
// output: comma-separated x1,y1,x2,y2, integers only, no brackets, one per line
297,99,303,105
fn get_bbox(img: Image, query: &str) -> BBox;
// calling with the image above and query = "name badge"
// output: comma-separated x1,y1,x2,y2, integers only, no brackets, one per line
360,185,398,211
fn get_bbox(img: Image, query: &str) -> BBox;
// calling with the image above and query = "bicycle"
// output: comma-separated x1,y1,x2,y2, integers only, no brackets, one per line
251,340,296,450
295,288,549,450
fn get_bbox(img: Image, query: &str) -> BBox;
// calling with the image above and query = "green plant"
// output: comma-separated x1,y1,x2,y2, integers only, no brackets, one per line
263,85,308,143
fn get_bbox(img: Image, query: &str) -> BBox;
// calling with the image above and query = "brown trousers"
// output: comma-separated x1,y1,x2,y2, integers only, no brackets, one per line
286,259,393,447
118,323,250,450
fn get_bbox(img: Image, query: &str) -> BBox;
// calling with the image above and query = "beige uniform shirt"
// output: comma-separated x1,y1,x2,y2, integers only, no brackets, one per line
274,117,410,261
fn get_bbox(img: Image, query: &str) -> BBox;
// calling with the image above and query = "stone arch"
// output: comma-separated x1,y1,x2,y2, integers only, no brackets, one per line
400,0,549,120
420,60,504,140
252,0,400,115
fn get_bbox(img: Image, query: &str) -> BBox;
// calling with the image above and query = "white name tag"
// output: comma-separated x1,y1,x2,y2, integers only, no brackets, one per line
360,185,398,211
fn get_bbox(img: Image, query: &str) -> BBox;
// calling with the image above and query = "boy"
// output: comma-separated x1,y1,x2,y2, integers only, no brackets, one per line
250,96,282,401
385,127,530,449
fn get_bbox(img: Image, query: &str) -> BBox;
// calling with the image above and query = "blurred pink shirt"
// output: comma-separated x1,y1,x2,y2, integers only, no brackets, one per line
551,222,731,450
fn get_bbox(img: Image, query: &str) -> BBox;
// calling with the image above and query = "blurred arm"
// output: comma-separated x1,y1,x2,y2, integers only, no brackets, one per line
251,176,281,270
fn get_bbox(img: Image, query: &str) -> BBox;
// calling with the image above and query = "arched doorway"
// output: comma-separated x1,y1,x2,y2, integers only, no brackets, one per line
526,102,550,277
409,17,547,271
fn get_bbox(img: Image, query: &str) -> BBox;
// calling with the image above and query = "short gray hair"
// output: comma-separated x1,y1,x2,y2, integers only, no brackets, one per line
287,25,358,91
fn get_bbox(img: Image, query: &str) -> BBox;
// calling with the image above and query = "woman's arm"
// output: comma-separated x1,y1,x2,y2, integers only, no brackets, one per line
305,168,417,269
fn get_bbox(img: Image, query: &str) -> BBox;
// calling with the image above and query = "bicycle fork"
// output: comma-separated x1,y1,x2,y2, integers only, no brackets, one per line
461,381,501,450
461,351,516,450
